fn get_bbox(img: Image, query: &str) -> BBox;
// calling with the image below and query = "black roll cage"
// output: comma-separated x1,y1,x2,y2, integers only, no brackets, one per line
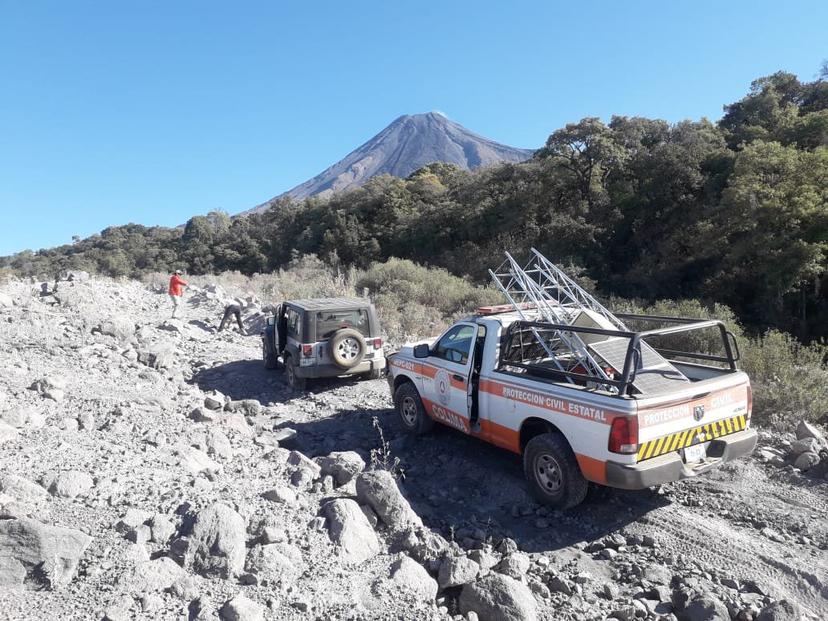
499,313,740,396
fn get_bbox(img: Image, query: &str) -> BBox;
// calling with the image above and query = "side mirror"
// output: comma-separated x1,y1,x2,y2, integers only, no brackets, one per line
413,343,430,359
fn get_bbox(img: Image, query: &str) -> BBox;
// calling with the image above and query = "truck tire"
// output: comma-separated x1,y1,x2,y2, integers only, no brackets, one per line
263,340,278,369
394,382,434,435
330,329,366,369
523,432,588,509
284,354,307,391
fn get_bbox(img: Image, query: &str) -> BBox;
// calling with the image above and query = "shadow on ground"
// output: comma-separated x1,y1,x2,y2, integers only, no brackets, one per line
289,405,669,555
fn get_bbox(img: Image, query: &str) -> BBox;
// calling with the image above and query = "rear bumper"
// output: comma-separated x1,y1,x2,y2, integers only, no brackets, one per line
605,428,758,490
295,356,385,379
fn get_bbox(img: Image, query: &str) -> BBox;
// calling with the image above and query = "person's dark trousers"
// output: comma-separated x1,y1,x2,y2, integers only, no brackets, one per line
218,305,244,333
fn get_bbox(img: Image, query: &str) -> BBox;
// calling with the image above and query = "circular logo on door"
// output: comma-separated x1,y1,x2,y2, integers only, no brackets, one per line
435,369,451,405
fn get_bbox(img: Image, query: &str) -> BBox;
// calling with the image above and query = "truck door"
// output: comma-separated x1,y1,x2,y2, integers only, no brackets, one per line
421,322,477,433
467,324,487,430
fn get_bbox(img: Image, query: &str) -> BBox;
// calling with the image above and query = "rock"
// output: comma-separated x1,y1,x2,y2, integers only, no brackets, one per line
177,446,222,475
682,594,730,621
271,427,298,448
0,475,47,507
115,508,152,534
793,451,821,471
226,399,261,416
204,391,225,410
355,470,422,532
207,428,233,460
150,513,176,544
244,542,303,586
0,420,20,445
170,574,200,600
495,552,530,579
468,548,499,572
756,600,801,621
796,420,826,444
0,517,91,589
262,485,297,505
97,316,136,342
189,407,219,423
120,557,186,592
459,573,537,621
790,437,820,456
438,555,480,589
548,575,573,595
48,470,94,498
287,450,322,476
323,498,381,565
78,411,96,430
0,409,28,428
496,538,518,555
0,292,13,307
317,451,366,486
137,345,175,370
390,555,438,601
186,503,246,578
220,594,265,621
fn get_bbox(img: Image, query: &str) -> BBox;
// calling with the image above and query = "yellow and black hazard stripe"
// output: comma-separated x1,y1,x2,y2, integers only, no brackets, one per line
636,414,749,462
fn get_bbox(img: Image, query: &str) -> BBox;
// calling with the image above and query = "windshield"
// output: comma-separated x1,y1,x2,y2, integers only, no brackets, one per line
316,309,370,338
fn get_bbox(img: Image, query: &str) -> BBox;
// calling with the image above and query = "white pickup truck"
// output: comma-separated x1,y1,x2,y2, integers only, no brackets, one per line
386,306,757,509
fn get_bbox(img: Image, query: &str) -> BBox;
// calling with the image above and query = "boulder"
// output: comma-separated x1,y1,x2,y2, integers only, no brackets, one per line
0,475,48,507
459,573,537,621
495,553,530,579
47,470,94,498
790,437,820,456
244,542,303,586
287,451,322,478
794,451,821,471
355,470,422,532
0,292,13,307
97,316,136,342
796,420,826,444
119,557,186,592
324,498,380,565
317,451,366,486
220,594,264,621
438,555,480,589
261,485,297,505
0,409,28,428
177,446,222,475
756,600,801,621
390,555,438,602
0,517,91,589
0,420,20,445
204,391,225,410
150,513,176,544
186,503,246,578
681,594,730,621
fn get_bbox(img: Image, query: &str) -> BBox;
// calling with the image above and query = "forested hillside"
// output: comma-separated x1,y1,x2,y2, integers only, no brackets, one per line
3,70,827,339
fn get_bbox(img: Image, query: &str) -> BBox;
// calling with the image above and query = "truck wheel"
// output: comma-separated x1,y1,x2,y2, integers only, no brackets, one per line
394,382,434,435
263,340,278,369
284,355,307,391
330,329,366,369
523,433,588,509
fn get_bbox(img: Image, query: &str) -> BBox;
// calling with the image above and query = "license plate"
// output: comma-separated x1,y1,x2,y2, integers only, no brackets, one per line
684,443,707,463
300,358,314,367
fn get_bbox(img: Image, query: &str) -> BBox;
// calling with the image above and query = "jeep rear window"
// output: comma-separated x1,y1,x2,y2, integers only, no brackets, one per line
316,309,370,339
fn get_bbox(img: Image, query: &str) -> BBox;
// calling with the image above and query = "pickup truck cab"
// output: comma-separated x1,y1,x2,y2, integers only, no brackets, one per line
386,308,757,509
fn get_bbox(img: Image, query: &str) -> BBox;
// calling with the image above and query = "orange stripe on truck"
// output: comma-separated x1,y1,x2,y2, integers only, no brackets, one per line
575,454,607,485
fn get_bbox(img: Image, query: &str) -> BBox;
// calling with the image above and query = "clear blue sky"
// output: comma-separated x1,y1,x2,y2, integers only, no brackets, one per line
1,1,825,255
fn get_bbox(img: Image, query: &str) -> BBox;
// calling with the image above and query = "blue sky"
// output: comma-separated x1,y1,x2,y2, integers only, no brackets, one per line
1,1,826,255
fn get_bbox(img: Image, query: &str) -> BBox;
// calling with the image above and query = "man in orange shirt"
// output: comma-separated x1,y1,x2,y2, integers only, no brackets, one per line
168,269,188,318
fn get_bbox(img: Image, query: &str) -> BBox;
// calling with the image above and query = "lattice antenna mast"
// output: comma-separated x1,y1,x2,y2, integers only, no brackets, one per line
489,251,616,391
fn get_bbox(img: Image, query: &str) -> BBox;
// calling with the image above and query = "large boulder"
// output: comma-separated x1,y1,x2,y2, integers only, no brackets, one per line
459,573,537,621
390,555,438,602
796,420,826,444
220,593,265,621
244,542,303,586
756,600,801,621
0,517,91,589
46,470,94,499
794,451,821,472
0,475,48,517
790,437,821,456
355,470,422,533
96,316,136,342
323,498,380,565
119,557,186,592
185,503,246,578
438,555,480,589
680,594,730,621
317,451,366,486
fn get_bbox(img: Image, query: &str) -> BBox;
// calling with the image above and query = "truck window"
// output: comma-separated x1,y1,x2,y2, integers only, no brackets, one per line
316,309,369,339
286,308,301,339
433,324,475,364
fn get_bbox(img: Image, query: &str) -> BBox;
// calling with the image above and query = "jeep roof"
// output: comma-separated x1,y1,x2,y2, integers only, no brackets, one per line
286,297,372,311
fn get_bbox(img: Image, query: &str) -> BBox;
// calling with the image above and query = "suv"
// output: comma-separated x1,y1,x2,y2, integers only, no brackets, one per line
262,298,385,389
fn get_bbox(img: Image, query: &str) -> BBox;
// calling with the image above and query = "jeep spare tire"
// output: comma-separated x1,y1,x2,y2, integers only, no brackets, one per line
330,328,366,369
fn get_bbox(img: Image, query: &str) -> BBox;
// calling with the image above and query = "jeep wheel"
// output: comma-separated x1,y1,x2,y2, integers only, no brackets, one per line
394,382,434,435
330,329,366,369
284,355,307,391
263,340,278,369
523,432,588,509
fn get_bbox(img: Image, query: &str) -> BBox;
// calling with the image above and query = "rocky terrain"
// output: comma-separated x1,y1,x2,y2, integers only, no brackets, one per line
0,274,826,621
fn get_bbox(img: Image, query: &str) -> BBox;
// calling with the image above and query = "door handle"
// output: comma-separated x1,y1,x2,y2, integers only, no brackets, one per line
452,374,465,383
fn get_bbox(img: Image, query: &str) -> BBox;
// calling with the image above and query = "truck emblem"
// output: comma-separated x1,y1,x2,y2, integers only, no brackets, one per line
693,405,705,421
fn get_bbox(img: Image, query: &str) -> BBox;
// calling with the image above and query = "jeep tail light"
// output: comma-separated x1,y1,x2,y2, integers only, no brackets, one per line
373,338,382,349
302,344,313,357
608,416,638,454
746,384,753,421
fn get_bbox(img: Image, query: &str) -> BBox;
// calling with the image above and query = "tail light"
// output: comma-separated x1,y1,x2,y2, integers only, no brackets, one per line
372,338,382,349
608,416,638,454
746,384,753,421
302,344,313,357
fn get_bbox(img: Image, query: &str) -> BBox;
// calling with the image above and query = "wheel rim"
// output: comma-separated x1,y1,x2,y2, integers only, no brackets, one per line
535,453,563,493
400,396,418,427
337,337,361,361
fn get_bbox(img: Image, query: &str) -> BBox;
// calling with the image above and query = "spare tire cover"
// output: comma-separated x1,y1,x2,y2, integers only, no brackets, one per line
329,328,366,369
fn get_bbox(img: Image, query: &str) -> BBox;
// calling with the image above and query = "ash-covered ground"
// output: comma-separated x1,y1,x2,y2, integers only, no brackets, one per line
0,275,826,621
